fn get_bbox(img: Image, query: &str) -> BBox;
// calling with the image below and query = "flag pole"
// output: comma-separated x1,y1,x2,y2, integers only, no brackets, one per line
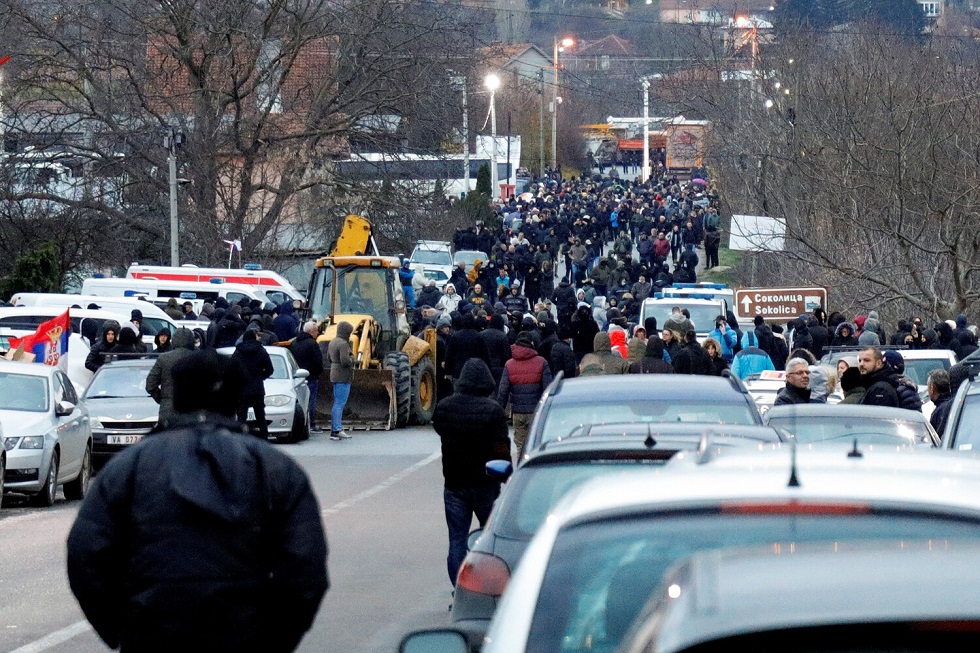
227,242,234,269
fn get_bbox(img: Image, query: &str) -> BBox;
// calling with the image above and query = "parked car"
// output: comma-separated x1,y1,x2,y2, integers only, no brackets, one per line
403,447,980,653
621,543,980,653
765,403,939,448
80,358,160,466
522,374,762,459
215,346,311,443
0,360,93,506
939,375,980,452
450,424,784,641
409,240,454,289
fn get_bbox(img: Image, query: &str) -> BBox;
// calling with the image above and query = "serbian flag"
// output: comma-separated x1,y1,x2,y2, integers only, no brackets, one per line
8,309,70,366
224,239,242,252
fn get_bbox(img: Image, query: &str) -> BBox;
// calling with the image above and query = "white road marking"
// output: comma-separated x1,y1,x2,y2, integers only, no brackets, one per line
7,620,91,653
322,450,441,516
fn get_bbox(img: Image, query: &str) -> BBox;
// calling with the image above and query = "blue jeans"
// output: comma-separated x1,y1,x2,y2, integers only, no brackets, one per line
444,485,499,585
332,382,351,432
307,378,318,428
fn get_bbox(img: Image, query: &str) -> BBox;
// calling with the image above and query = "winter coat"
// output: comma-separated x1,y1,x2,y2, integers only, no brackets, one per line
653,237,670,258
775,384,813,405
809,319,830,361
110,325,143,357
145,329,197,426
272,302,299,342
153,330,174,354
233,338,274,397
931,391,954,436
840,387,866,404
708,355,730,376
570,307,600,356
504,293,530,314
290,331,324,379
549,340,578,379
609,327,629,359
672,341,714,375
579,332,629,375
164,298,184,321
708,325,738,362
327,322,355,384
66,416,328,653
730,331,775,380
446,328,492,380
433,359,511,489
629,339,674,374
498,344,553,414
85,320,122,373
861,367,900,408
436,286,462,313
479,325,512,386
831,322,859,347
213,313,247,349
417,285,443,308
552,281,577,317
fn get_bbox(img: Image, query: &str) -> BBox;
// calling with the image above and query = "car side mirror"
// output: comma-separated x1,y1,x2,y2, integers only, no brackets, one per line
294,369,310,380
55,401,76,417
399,630,469,653
485,459,513,482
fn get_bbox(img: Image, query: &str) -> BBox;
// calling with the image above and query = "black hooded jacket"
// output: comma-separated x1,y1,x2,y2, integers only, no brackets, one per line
290,331,324,379
629,338,674,374
861,367,901,407
432,359,511,489
232,338,274,396
85,320,121,372
66,416,328,653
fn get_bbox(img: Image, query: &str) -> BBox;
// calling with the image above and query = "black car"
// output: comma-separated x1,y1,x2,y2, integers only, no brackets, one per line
522,373,764,461
449,424,784,642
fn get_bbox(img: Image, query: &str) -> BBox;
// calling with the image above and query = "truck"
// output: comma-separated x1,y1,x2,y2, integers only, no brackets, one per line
306,215,437,430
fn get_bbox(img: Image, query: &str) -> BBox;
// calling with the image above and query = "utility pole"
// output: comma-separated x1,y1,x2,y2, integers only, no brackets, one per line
506,111,512,196
164,129,183,266
642,78,650,183
451,74,470,194
551,36,574,172
538,69,545,177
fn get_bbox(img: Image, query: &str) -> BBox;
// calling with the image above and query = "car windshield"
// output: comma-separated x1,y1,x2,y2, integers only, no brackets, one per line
539,401,758,444
0,372,49,412
767,416,933,446
454,251,486,268
308,266,391,326
140,317,171,337
411,249,452,266
495,464,662,540
950,394,980,451
642,304,723,333
902,357,951,387
84,365,153,399
527,512,980,653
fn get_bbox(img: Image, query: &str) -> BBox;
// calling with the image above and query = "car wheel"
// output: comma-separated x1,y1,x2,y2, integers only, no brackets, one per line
30,450,59,508
282,406,307,444
0,453,5,510
64,444,92,501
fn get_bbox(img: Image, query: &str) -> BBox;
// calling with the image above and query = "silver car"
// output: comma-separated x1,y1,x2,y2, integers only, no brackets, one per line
80,358,160,466
0,361,93,506
216,346,311,443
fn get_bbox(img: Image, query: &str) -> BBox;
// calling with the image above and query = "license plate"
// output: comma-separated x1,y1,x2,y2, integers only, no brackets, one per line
107,434,142,445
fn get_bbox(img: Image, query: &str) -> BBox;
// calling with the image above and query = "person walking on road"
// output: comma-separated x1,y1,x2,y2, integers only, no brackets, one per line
67,349,328,653
233,329,275,439
290,320,325,432
145,328,197,428
433,358,511,586
327,321,355,440
498,334,553,459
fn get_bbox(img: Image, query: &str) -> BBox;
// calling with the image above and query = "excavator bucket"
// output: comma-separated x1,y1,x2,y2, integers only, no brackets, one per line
316,368,396,430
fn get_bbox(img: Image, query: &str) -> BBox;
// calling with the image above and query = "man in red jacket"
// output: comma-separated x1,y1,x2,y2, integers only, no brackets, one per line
497,334,553,460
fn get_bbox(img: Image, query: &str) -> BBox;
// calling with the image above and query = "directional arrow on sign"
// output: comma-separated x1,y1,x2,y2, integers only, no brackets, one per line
741,295,753,313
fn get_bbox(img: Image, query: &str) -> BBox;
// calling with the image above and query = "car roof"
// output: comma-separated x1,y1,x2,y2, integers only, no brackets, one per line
0,360,59,378
93,358,158,370
547,448,980,530
765,403,928,422
550,375,750,403
632,543,980,653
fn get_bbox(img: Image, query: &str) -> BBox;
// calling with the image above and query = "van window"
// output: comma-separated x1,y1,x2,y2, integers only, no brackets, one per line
226,292,250,305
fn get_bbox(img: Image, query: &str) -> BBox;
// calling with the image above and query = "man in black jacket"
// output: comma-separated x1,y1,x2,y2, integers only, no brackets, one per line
433,358,510,585
233,329,275,439
445,314,492,386
67,350,328,653
858,347,900,408
290,320,325,432
549,325,578,379
775,358,814,405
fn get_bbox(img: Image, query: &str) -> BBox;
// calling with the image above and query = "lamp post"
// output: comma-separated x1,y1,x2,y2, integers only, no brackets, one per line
551,36,574,172
485,73,500,199
642,78,650,183
164,129,184,266
450,74,470,194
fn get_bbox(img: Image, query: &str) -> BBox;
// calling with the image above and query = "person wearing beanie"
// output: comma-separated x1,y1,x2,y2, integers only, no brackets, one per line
839,366,866,404
881,350,923,412
498,334,553,459
549,325,577,379
232,329,275,439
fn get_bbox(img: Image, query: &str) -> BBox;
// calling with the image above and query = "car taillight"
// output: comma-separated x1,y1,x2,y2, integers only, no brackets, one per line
720,500,872,515
456,552,510,596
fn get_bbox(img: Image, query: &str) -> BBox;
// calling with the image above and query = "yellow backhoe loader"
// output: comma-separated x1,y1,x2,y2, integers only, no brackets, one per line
306,215,437,430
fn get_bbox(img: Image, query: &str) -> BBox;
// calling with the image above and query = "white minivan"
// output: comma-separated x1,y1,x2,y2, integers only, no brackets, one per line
9,293,177,336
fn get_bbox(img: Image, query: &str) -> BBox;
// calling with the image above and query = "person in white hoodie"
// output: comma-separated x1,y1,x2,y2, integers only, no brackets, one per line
436,283,462,313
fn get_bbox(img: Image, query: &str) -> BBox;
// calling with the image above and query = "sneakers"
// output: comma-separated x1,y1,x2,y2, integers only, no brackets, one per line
330,430,352,440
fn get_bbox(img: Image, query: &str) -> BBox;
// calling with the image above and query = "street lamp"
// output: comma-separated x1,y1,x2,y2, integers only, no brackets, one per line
642,78,650,183
552,36,574,171
164,129,184,266
450,74,470,194
485,73,500,199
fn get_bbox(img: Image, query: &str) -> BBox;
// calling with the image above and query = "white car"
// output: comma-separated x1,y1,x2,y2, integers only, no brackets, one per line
409,240,454,289
1,360,93,506
402,447,980,653
216,346,311,443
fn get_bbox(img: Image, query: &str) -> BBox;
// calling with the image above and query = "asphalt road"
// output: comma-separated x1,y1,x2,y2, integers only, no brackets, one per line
0,427,455,653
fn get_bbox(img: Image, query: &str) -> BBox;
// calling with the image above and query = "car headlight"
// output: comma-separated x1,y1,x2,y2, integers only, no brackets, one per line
265,395,292,407
3,437,17,451
19,436,45,450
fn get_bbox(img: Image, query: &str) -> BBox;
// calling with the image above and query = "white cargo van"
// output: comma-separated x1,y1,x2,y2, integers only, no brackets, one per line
81,277,285,306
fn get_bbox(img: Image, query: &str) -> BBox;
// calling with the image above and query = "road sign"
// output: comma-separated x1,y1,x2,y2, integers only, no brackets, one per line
735,287,827,320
